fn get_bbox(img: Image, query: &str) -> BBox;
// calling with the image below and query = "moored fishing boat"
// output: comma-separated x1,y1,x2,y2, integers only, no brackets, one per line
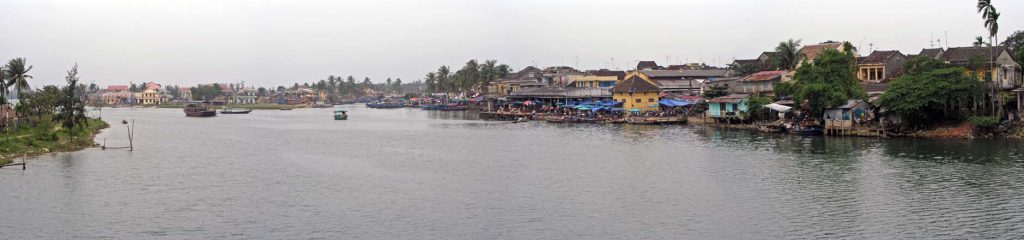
220,107,252,114
184,102,217,117
334,110,348,120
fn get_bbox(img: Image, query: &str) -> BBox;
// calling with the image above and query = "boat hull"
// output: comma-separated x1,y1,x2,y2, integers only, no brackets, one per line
220,109,252,114
185,111,217,117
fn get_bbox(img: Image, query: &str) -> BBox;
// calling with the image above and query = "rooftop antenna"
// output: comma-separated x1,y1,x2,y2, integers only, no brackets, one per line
930,32,935,48
944,31,949,48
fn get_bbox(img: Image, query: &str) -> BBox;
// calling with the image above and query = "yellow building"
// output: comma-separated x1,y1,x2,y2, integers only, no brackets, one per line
136,89,161,105
611,72,661,112
568,75,619,88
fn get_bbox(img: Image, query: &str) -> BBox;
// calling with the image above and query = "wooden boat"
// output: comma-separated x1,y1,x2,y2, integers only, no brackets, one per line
758,124,785,133
441,104,468,111
220,107,252,114
334,110,348,120
788,126,823,135
184,102,216,117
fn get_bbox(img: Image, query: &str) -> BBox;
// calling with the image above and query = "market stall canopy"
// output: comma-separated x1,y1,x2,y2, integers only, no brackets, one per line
764,103,793,112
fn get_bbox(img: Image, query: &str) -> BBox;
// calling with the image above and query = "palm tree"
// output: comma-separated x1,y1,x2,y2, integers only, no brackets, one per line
974,36,989,47
978,0,1000,115
4,58,33,101
0,65,7,104
436,65,451,93
424,72,438,93
774,39,802,71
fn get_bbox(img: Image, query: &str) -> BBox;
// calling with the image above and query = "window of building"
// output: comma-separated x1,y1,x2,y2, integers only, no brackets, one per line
648,98,654,102
635,99,641,103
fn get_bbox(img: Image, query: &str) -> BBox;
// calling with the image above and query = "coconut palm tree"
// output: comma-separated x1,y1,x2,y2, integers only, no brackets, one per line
0,65,6,104
978,0,1000,115
974,36,989,47
3,58,33,101
774,39,802,71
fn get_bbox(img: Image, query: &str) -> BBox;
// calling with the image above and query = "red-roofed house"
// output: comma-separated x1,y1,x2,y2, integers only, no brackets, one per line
144,82,162,90
107,85,128,92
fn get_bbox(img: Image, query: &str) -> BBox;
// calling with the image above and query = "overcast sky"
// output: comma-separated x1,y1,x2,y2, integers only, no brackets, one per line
1,0,1022,88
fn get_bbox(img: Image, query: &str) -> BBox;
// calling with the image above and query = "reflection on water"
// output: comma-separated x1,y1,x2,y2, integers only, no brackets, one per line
0,105,1022,239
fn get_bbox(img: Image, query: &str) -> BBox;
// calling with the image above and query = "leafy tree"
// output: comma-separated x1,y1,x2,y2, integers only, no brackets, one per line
55,64,88,135
702,84,730,99
772,81,798,97
877,58,981,127
728,62,760,76
361,77,371,93
745,95,772,121
791,48,866,117
773,39,802,70
393,78,402,94
1001,30,1024,64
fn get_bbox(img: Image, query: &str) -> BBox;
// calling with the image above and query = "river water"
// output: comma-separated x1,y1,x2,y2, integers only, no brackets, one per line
1,106,1022,239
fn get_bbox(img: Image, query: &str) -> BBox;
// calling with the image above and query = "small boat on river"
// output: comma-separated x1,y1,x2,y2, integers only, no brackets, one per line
334,110,348,120
220,107,252,114
184,102,217,117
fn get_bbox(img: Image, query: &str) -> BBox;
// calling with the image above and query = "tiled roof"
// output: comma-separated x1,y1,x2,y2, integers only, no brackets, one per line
859,50,903,65
940,46,1008,64
708,94,749,103
611,74,660,93
799,42,843,60
917,48,944,59
636,61,660,70
107,85,128,91
739,70,787,82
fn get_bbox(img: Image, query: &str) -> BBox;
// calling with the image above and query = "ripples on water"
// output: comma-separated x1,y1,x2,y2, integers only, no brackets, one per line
0,106,1022,239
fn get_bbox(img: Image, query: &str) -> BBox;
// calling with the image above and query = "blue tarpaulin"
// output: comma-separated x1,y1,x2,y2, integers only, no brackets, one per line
658,99,693,107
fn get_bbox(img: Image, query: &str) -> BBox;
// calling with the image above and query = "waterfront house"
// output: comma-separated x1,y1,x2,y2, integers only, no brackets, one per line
857,50,907,83
735,70,786,96
232,88,258,104
639,70,702,96
542,66,584,86
490,66,544,96
824,100,872,135
101,91,132,105
136,89,161,105
611,72,661,112
939,46,1022,90
179,87,192,101
567,75,619,88
707,94,750,121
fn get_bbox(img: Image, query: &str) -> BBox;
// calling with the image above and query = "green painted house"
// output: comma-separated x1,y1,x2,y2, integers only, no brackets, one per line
708,94,749,120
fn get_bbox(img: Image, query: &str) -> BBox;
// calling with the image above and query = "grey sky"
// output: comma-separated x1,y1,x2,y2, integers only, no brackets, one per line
1,0,1021,88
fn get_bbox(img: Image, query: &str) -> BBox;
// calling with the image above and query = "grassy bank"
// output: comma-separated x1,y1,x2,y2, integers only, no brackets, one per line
155,103,303,110
0,117,109,165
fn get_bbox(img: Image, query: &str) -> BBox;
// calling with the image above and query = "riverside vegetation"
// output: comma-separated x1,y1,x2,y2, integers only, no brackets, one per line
0,60,103,166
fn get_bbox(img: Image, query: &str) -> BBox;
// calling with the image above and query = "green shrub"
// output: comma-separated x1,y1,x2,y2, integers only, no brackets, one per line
969,116,1000,128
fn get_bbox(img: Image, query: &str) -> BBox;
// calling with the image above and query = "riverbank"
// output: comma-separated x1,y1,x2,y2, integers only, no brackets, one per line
155,103,304,110
0,118,109,166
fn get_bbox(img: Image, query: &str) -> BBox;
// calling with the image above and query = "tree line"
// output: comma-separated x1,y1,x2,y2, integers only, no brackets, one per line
424,59,512,94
